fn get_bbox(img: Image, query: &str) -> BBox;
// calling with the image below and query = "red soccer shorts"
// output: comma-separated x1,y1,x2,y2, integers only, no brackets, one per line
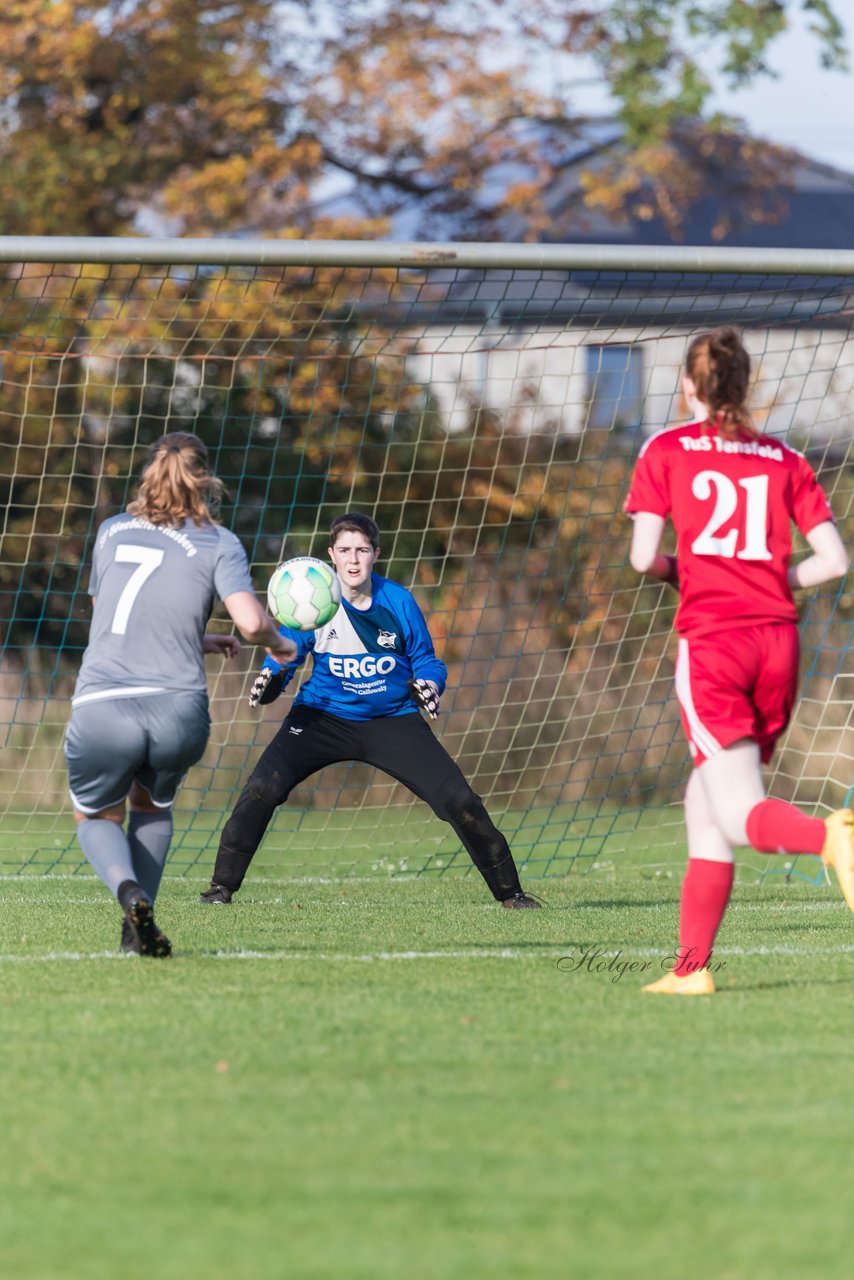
674,623,800,768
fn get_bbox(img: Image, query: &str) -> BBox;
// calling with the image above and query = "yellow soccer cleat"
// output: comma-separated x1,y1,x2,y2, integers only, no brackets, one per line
642,969,715,996
821,809,854,913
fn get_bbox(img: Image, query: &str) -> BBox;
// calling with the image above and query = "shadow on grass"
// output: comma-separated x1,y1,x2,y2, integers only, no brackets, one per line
568,898,675,911
751,922,847,937
496,894,674,912
716,974,854,994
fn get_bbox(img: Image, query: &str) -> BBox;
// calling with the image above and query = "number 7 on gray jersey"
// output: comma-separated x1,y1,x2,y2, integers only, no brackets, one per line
111,545,165,634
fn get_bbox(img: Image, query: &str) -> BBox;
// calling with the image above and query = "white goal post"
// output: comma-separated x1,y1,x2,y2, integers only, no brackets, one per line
0,238,851,882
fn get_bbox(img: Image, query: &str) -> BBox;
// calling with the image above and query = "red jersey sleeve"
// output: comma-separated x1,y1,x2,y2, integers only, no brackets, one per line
790,451,834,536
624,436,670,518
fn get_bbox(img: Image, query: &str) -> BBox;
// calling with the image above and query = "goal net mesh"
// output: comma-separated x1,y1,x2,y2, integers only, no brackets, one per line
1,251,852,884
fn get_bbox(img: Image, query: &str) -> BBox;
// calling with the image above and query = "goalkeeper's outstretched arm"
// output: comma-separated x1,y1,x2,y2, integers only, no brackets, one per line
247,629,310,708
408,677,440,719
397,587,446,719
248,665,287,708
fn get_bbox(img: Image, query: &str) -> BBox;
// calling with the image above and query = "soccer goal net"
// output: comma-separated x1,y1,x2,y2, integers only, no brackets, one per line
1,239,852,884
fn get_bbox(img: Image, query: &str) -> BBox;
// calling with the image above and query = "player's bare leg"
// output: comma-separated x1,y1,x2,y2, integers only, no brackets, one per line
646,741,854,993
700,739,854,908
696,740,765,846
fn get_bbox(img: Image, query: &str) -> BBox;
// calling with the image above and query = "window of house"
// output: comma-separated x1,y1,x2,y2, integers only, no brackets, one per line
584,344,643,430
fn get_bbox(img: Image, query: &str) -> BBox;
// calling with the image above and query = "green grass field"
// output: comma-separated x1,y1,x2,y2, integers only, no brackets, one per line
2,863,853,1280
1,800,827,886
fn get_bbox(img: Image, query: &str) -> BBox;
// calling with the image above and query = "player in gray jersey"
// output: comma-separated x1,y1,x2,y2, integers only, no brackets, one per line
64,432,296,957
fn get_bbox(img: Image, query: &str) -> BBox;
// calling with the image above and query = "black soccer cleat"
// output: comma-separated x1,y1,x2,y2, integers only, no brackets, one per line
199,882,234,905
501,890,544,909
120,917,141,955
119,913,171,955
120,887,172,957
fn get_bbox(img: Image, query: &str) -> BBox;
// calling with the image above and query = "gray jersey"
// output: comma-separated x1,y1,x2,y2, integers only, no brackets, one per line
73,514,254,703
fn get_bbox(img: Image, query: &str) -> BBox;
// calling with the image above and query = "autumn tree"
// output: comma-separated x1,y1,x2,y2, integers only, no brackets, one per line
0,261,427,655
0,1,846,240
0,255,635,661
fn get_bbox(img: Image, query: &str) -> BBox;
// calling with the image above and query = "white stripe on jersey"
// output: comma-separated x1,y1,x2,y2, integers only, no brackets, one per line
675,638,722,760
71,685,165,707
635,418,700,460
312,606,368,655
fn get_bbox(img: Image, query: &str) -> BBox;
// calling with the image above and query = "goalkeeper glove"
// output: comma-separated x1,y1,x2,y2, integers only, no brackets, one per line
408,678,440,720
248,666,286,708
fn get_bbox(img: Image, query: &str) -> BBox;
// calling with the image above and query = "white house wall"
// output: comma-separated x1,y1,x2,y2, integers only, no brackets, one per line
405,325,854,444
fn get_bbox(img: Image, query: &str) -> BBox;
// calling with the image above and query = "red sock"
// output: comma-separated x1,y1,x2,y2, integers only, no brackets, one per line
746,798,826,856
675,858,734,977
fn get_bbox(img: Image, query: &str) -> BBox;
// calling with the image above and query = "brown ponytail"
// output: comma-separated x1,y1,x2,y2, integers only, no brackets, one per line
128,432,225,527
685,326,756,439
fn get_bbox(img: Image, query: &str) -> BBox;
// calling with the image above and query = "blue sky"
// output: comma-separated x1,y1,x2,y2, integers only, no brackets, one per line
562,6,853,173
712,8,853,171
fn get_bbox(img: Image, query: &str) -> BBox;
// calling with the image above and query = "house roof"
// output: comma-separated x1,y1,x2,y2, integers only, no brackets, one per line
533,148,854,252
310,121,854,330
314,118,854,252
392,265,854,332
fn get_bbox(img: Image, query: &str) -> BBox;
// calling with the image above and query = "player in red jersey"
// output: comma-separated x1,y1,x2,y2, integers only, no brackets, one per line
624,326,851,994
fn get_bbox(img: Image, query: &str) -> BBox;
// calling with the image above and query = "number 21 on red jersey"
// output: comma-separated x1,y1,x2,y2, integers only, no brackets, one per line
690,470,772,561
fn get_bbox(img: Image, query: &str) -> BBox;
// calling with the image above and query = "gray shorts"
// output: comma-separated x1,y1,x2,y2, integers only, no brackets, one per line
64,691,211,815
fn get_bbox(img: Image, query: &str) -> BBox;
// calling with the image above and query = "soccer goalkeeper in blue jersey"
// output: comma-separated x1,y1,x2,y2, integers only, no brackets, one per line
201,512,540,908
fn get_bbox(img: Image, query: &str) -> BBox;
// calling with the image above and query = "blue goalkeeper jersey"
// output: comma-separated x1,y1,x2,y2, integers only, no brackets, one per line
263,573,447,721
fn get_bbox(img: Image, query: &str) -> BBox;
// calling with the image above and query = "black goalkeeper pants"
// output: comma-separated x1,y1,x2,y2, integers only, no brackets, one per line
212,705,523,901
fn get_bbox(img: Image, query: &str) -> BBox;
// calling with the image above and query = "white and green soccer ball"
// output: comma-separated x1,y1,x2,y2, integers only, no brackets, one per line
267,557,342,631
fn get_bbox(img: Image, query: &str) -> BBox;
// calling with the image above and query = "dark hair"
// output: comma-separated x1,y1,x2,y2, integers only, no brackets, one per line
329,512,380,549
128,432,225,527
685,326,756,439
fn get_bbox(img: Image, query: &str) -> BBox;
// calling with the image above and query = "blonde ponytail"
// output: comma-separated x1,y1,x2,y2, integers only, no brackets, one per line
128,432,225,527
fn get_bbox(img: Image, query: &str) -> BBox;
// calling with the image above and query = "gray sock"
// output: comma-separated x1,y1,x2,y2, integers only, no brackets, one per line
128,811,173,902
76,819,136,899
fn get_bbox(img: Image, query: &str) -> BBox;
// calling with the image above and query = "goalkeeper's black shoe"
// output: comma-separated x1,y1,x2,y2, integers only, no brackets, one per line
119,884,172,957
501,890,544,909
199,882,234,905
